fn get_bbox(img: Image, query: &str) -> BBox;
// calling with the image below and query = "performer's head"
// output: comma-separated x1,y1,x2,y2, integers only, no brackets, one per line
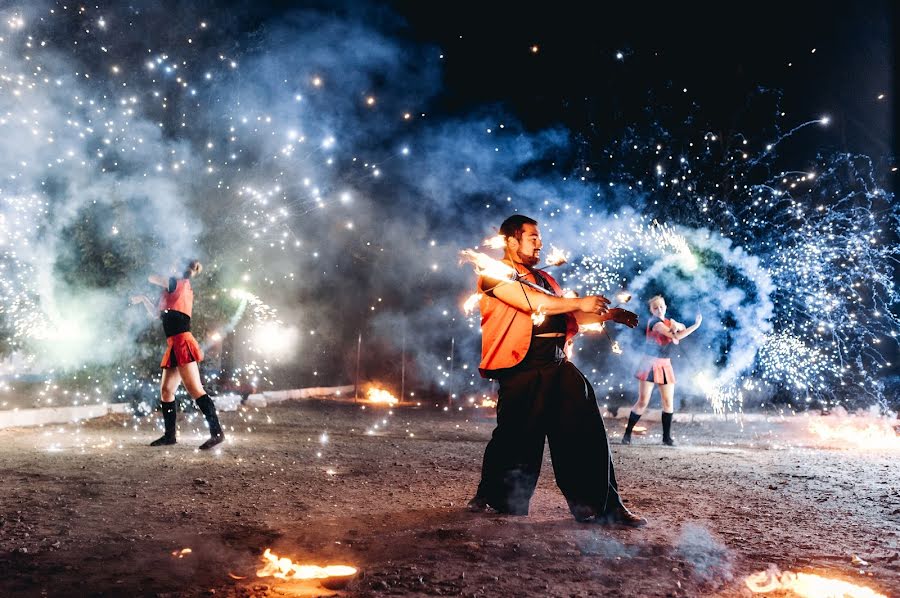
499,214,541,267
647,295,666,318
183,259,203,279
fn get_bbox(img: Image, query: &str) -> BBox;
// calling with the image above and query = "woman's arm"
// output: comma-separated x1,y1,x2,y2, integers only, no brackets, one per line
480,276,609,316
148,274,169,288
130,295,157,319
670,314,702,340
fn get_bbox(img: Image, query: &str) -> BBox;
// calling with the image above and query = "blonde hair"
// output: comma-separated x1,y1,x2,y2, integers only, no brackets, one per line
184,259,203,279
647,294,665,307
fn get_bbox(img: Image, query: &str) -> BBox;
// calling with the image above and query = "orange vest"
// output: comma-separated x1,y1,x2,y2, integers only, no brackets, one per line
159,278,194,318
478,267,578,376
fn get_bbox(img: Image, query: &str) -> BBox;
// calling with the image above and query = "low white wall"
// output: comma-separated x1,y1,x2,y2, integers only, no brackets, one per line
0,386,359,427
0,403,130,430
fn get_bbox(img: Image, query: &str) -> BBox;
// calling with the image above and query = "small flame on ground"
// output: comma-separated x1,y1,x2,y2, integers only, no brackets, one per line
171,548,192,559
366,387,399,405
807,418,900,450
745,569,887,598
256,548,357,580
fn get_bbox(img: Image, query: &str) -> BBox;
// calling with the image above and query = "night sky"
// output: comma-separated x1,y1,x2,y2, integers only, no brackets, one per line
0,1,895,413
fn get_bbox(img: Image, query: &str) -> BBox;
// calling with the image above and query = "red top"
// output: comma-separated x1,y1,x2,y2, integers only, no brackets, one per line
159,278,194,318
646,317,674,349
478,267,578,376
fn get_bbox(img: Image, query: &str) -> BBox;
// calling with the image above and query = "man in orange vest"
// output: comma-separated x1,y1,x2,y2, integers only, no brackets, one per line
467,215,646,526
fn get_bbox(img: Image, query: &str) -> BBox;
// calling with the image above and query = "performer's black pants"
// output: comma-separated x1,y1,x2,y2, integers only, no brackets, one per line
475,338,623,521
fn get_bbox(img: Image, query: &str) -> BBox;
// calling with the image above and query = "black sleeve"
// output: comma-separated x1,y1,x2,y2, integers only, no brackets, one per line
168,277,177,293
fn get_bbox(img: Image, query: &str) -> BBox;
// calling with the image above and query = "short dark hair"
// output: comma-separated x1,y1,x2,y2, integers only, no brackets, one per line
499,215,537,240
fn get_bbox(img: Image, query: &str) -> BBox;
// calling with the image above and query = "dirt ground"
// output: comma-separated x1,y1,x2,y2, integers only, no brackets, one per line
0,398,898,598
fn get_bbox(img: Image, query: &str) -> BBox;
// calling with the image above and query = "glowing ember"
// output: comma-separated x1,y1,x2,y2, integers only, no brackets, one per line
171,548,192,559
256,548,357,580
745,569,887,598
807,417,900,450
611,341,623,354
463,292,483,315
480,398,497,408
482,235,506,250
544,245,568,266
366,387,399,405
616,291,632,304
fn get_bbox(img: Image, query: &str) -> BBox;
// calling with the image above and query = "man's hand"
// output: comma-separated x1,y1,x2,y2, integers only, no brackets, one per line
606,308,638,328
578,295,610,315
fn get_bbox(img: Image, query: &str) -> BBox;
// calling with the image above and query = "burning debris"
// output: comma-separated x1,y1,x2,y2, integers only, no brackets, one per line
366,387,399,406
806,415,900,450
256,548,357,582
745,568,888,598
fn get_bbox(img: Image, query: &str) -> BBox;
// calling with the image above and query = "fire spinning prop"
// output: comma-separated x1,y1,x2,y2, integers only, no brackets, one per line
459,247,626,354
745,568,888,598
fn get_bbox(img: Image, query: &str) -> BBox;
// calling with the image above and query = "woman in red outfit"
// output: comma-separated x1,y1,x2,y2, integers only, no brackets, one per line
622,295,701,446
131,260,224,450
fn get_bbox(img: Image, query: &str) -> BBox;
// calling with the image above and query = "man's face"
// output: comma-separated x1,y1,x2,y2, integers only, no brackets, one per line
509,223,542,266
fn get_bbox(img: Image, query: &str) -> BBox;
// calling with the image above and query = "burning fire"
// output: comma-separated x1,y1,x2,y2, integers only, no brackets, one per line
463,292,482,315
460,249,517,282
616,291,632,304
480,397,497,408
745,569,887,598
256,548,357,581
171,548,192,559
579,322,606,332
531,306,546,326
366,387,399,405
544,245,568,266
482,235,506,250
611,341,622,354
807,417,900,450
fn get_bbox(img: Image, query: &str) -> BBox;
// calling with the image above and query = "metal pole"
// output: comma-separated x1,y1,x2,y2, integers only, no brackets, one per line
447,336,455,407
400,323,406,403
355,332,362,401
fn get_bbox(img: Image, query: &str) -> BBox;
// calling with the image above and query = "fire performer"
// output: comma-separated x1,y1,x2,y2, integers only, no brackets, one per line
130,259,225,450
467,215,646,526
622,295,702,446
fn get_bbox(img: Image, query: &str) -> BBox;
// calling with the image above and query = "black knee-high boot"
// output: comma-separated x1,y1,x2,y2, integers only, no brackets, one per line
195,394,224,450
662,411,675,446
150,401,177,446
622,411,641,444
